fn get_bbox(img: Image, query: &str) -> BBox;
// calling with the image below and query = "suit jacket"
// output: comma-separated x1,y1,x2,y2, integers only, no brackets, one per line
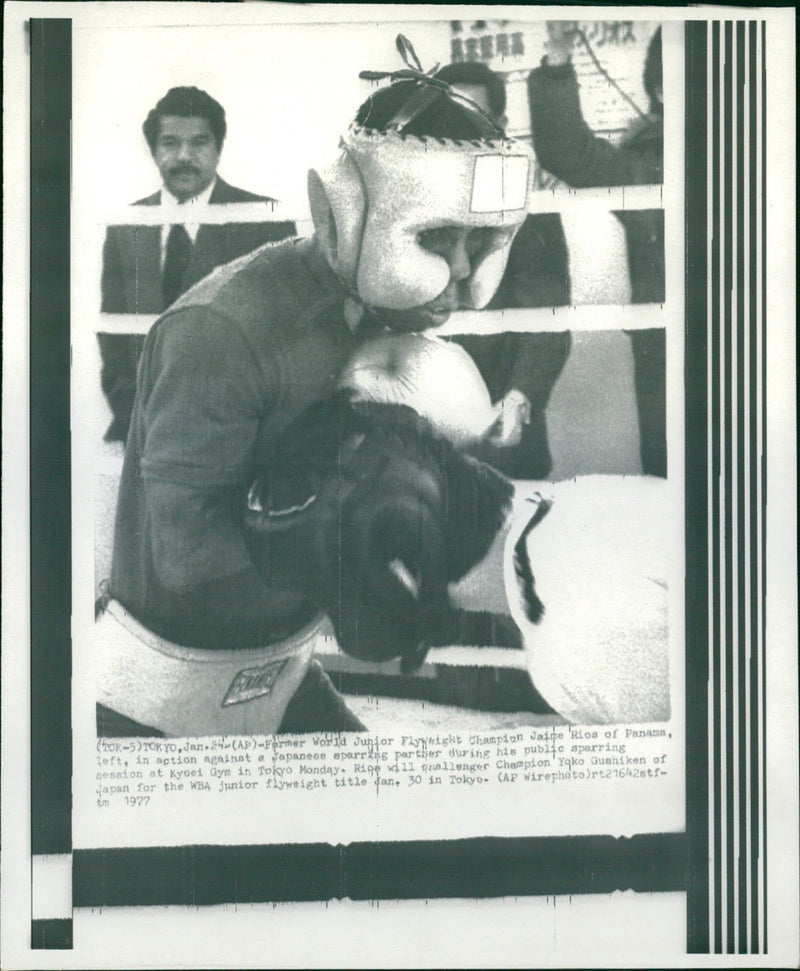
452,213,572,479
100,177,296,313
98,177,297,442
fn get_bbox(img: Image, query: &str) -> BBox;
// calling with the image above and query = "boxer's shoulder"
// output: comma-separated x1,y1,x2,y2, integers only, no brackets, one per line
151,238,344,353
167,238,312,316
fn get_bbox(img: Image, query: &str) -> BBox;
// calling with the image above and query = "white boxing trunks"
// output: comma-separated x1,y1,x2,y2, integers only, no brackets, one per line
93,599,334,737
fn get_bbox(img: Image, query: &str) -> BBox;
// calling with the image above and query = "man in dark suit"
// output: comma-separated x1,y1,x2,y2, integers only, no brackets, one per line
99,86,297,442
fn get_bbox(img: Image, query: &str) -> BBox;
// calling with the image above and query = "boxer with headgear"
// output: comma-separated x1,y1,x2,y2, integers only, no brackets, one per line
308,36,533,331
98,37,535,737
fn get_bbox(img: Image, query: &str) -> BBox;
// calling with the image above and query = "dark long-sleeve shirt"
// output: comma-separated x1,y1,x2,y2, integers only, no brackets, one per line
528,61,664,304
110,238,357,649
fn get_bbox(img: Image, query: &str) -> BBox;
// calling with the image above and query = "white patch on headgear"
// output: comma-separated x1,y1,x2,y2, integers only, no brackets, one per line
470,154,530,213
308,126,533,311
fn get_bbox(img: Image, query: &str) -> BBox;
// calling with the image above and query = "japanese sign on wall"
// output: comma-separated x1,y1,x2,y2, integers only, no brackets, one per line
448,19,659,142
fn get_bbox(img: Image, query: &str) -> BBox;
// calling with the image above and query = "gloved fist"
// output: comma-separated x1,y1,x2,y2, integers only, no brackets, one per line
245,393,514,673
338,332,499,448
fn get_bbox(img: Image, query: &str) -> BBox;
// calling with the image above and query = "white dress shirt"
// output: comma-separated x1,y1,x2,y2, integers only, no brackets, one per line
159,177,217,268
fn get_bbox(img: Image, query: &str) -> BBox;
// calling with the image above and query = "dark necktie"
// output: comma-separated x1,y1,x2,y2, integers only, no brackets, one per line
162,222,192,310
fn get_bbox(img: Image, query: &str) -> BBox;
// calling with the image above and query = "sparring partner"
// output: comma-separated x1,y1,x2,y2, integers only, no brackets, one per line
95,42,534,738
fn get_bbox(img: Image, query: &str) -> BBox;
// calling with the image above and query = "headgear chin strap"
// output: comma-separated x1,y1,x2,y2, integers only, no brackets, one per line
308,125,534,311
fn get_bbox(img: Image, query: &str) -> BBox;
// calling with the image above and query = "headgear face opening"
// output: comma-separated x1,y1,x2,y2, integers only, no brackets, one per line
309,125,533,311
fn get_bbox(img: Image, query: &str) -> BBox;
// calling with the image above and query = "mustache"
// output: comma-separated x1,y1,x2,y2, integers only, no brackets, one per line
167,164,200,176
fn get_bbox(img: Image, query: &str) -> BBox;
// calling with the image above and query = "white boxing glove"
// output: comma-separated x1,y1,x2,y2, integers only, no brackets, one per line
338,333,499,448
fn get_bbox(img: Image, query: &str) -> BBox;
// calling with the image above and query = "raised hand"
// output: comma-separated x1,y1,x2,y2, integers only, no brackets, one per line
545,20,579,66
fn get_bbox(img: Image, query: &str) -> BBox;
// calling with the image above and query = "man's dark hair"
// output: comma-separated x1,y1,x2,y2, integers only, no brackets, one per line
643,28,663,114
354,78,503,141
142,86,227,154
434,61,507,120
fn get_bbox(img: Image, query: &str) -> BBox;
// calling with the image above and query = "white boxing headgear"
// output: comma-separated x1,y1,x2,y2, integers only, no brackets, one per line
309,125,533,311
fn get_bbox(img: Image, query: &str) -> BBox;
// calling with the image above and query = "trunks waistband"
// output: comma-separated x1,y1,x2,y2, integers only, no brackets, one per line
93,599,334,738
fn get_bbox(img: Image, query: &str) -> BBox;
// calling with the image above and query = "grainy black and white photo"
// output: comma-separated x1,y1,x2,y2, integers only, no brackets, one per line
3,3,797,967
84,15,677,741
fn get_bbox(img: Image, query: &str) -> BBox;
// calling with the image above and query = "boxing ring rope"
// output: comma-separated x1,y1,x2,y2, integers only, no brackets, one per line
95,303,666,336
317,642,530,673
99,182,663,227
91,185,666,337
312,632,539,711
99,201,298,227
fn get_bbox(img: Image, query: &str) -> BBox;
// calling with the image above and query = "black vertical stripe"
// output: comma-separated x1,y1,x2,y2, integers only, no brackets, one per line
760,17,768,954
30,918,73,950
685,18,710,955
747,20,760,953
735,22,748,953
29,19,73,858
723,19,736,955
710,18,723,955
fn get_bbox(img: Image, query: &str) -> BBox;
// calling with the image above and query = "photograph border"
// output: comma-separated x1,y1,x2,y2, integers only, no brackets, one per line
25,12,774,958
